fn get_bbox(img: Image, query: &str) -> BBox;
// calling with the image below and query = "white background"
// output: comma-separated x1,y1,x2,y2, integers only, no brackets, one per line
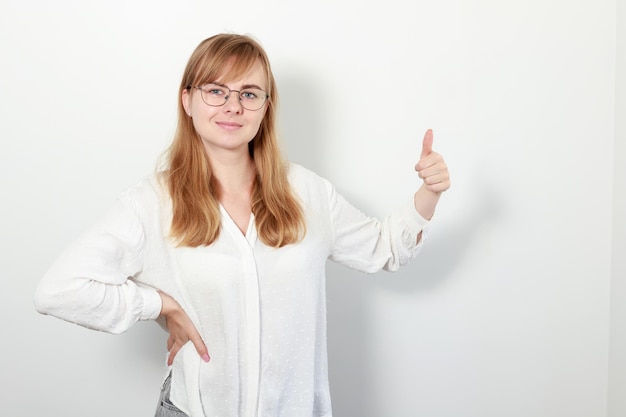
1,0,623,416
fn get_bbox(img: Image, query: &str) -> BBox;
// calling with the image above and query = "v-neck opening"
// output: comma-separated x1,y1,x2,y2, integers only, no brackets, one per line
219,204,256,245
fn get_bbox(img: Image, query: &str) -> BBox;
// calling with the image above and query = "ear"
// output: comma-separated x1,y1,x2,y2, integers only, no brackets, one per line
182,88,192,116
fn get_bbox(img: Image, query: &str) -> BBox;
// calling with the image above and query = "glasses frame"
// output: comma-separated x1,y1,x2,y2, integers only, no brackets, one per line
189,83,269,111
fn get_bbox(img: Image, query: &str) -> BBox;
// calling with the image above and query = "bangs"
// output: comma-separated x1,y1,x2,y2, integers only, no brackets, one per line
191,41,267,89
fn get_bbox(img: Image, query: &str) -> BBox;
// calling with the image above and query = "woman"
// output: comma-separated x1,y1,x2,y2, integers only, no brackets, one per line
34,33,450,417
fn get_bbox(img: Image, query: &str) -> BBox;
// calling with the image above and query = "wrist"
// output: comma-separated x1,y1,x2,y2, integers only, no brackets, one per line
414,185,441,220
158,290,179,317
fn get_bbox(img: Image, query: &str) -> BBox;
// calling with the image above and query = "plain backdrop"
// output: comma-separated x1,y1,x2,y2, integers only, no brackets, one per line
1,0,624,416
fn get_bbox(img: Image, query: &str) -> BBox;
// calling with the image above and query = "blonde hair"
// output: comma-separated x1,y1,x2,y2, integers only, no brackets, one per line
166,34,305,247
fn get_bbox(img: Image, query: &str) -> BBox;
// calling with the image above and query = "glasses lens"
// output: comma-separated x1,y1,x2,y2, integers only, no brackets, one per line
200,84,229,106
239,88,267,110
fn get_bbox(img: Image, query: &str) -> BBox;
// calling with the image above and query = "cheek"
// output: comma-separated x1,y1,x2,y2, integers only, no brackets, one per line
251,114,266,134
193,104,219,122
253,107,268,129
189,93,210,115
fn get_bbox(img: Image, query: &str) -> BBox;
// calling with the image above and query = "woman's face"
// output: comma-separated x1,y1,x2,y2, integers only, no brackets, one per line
182,60,268,160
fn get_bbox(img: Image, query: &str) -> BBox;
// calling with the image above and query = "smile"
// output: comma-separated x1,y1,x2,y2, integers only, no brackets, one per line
216,121,243,131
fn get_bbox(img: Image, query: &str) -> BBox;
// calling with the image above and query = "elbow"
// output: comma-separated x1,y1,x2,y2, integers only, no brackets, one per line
33,278,61,316
33,270,78,319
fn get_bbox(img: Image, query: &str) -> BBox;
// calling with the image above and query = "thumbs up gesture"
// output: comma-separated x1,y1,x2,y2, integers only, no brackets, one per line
415,129,450,194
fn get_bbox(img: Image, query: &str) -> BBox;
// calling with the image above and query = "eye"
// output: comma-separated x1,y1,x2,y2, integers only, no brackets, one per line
202,85,227,96
240,90,259,100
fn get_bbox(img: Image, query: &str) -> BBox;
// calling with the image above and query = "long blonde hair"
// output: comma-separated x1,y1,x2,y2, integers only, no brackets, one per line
166,34,305,247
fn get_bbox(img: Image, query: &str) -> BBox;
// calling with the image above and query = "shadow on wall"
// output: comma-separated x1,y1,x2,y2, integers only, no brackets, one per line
376,180,503,293
275,72,326,172
326,176,503,416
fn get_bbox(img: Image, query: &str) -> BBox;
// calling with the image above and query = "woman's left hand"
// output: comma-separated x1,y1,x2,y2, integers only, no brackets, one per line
413,129,450,221
415,129,450,194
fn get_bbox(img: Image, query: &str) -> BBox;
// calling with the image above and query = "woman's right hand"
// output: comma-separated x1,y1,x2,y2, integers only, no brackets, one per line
158,291,210,366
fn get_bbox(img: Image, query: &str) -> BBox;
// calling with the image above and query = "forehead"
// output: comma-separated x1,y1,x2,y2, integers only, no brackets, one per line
203,58,267,88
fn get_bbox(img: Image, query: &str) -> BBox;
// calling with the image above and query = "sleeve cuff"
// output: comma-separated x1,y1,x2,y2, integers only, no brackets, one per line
401,199,429,236
138,286,162,321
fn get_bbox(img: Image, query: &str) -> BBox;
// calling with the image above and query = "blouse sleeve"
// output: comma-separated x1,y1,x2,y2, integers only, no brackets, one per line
326,181,429,273
33,192,162,334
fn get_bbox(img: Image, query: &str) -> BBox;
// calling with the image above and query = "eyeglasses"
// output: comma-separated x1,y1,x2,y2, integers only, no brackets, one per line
191,83,268,111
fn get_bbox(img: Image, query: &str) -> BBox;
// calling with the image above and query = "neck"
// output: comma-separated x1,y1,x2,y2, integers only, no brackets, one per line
205,148,256,196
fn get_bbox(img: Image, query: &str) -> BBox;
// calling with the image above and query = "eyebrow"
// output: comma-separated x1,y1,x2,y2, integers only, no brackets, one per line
211,81,266,91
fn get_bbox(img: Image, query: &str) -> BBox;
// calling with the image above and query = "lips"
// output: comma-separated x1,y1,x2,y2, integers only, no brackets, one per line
216,121,243,130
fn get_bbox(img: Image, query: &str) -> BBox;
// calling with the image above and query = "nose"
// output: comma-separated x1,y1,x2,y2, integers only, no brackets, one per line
223,92,243,113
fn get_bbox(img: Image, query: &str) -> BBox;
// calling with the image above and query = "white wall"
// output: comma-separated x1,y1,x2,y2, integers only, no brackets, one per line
609,0,626,415
0,1,618,416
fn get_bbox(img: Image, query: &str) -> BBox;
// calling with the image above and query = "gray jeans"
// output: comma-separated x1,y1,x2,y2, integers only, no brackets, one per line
155,373,190,417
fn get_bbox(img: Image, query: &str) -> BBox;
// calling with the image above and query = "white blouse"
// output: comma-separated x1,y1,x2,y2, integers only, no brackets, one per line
34,163,428,417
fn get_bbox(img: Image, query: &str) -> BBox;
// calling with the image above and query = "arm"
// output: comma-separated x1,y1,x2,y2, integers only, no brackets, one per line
34,187,210,364
33,195,162,334
327,183,429,273
327,129,449,272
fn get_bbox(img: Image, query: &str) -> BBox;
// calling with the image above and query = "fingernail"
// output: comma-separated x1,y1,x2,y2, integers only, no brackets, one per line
202,354,210,363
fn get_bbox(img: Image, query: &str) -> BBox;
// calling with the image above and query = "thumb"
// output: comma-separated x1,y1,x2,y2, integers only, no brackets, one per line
421,129,433,159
